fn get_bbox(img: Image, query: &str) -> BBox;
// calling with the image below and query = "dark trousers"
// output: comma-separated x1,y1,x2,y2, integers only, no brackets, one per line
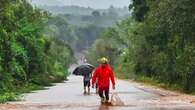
83,80,90,87
98,87,109,100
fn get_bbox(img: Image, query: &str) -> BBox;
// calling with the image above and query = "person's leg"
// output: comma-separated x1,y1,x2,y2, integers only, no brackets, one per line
88,87,90,94
95,83,98,94
98,87,105,103
98,89,104,98
84,87,87,94
83,81,87,94
105,88,109,102
87,81,90,94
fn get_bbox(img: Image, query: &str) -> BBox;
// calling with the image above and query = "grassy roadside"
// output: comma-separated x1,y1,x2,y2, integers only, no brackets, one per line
115,71,186,94
134,75,184,93
0,74,67,103
0,83,43,103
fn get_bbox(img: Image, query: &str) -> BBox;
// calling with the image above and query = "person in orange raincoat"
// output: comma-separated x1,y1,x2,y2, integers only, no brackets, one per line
92,57,116,104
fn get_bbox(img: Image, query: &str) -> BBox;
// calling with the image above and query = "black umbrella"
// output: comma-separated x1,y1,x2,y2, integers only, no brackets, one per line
72,64,95,76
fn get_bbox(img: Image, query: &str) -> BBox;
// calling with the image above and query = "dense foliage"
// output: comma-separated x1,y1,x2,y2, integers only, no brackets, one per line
0,0,74,102
87,0,195,93
42,16,77,50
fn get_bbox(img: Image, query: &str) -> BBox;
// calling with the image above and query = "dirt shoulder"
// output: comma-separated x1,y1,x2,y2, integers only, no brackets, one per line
128,80,195,104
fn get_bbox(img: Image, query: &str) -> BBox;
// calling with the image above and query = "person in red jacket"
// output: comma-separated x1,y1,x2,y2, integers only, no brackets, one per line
92,57,115,104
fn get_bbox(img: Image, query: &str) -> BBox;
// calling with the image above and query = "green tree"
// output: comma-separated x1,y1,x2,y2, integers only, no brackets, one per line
129,0,149,22
0,0,74,100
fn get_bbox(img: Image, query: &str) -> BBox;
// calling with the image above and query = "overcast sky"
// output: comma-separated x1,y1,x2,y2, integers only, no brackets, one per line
29,0,131,9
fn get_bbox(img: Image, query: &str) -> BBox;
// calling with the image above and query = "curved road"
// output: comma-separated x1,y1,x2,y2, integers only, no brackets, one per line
1,75,195,110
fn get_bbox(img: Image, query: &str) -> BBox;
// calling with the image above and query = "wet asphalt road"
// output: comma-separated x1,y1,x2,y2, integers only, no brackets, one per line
1,75,195,110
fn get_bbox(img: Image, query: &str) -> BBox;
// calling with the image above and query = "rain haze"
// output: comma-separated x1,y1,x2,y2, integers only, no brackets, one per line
30,0,131,9
1,0,195,110
28,0,131,52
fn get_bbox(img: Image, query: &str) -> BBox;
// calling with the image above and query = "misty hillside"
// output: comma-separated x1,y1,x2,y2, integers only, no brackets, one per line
38,5,130,51
39,5,94,15
39,5,129,17
39,5,129,27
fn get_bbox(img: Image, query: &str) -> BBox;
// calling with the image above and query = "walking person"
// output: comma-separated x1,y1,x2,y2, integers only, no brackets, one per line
72,59,95,95
83,59,93,95
83,71,92,95
92,57,116,104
